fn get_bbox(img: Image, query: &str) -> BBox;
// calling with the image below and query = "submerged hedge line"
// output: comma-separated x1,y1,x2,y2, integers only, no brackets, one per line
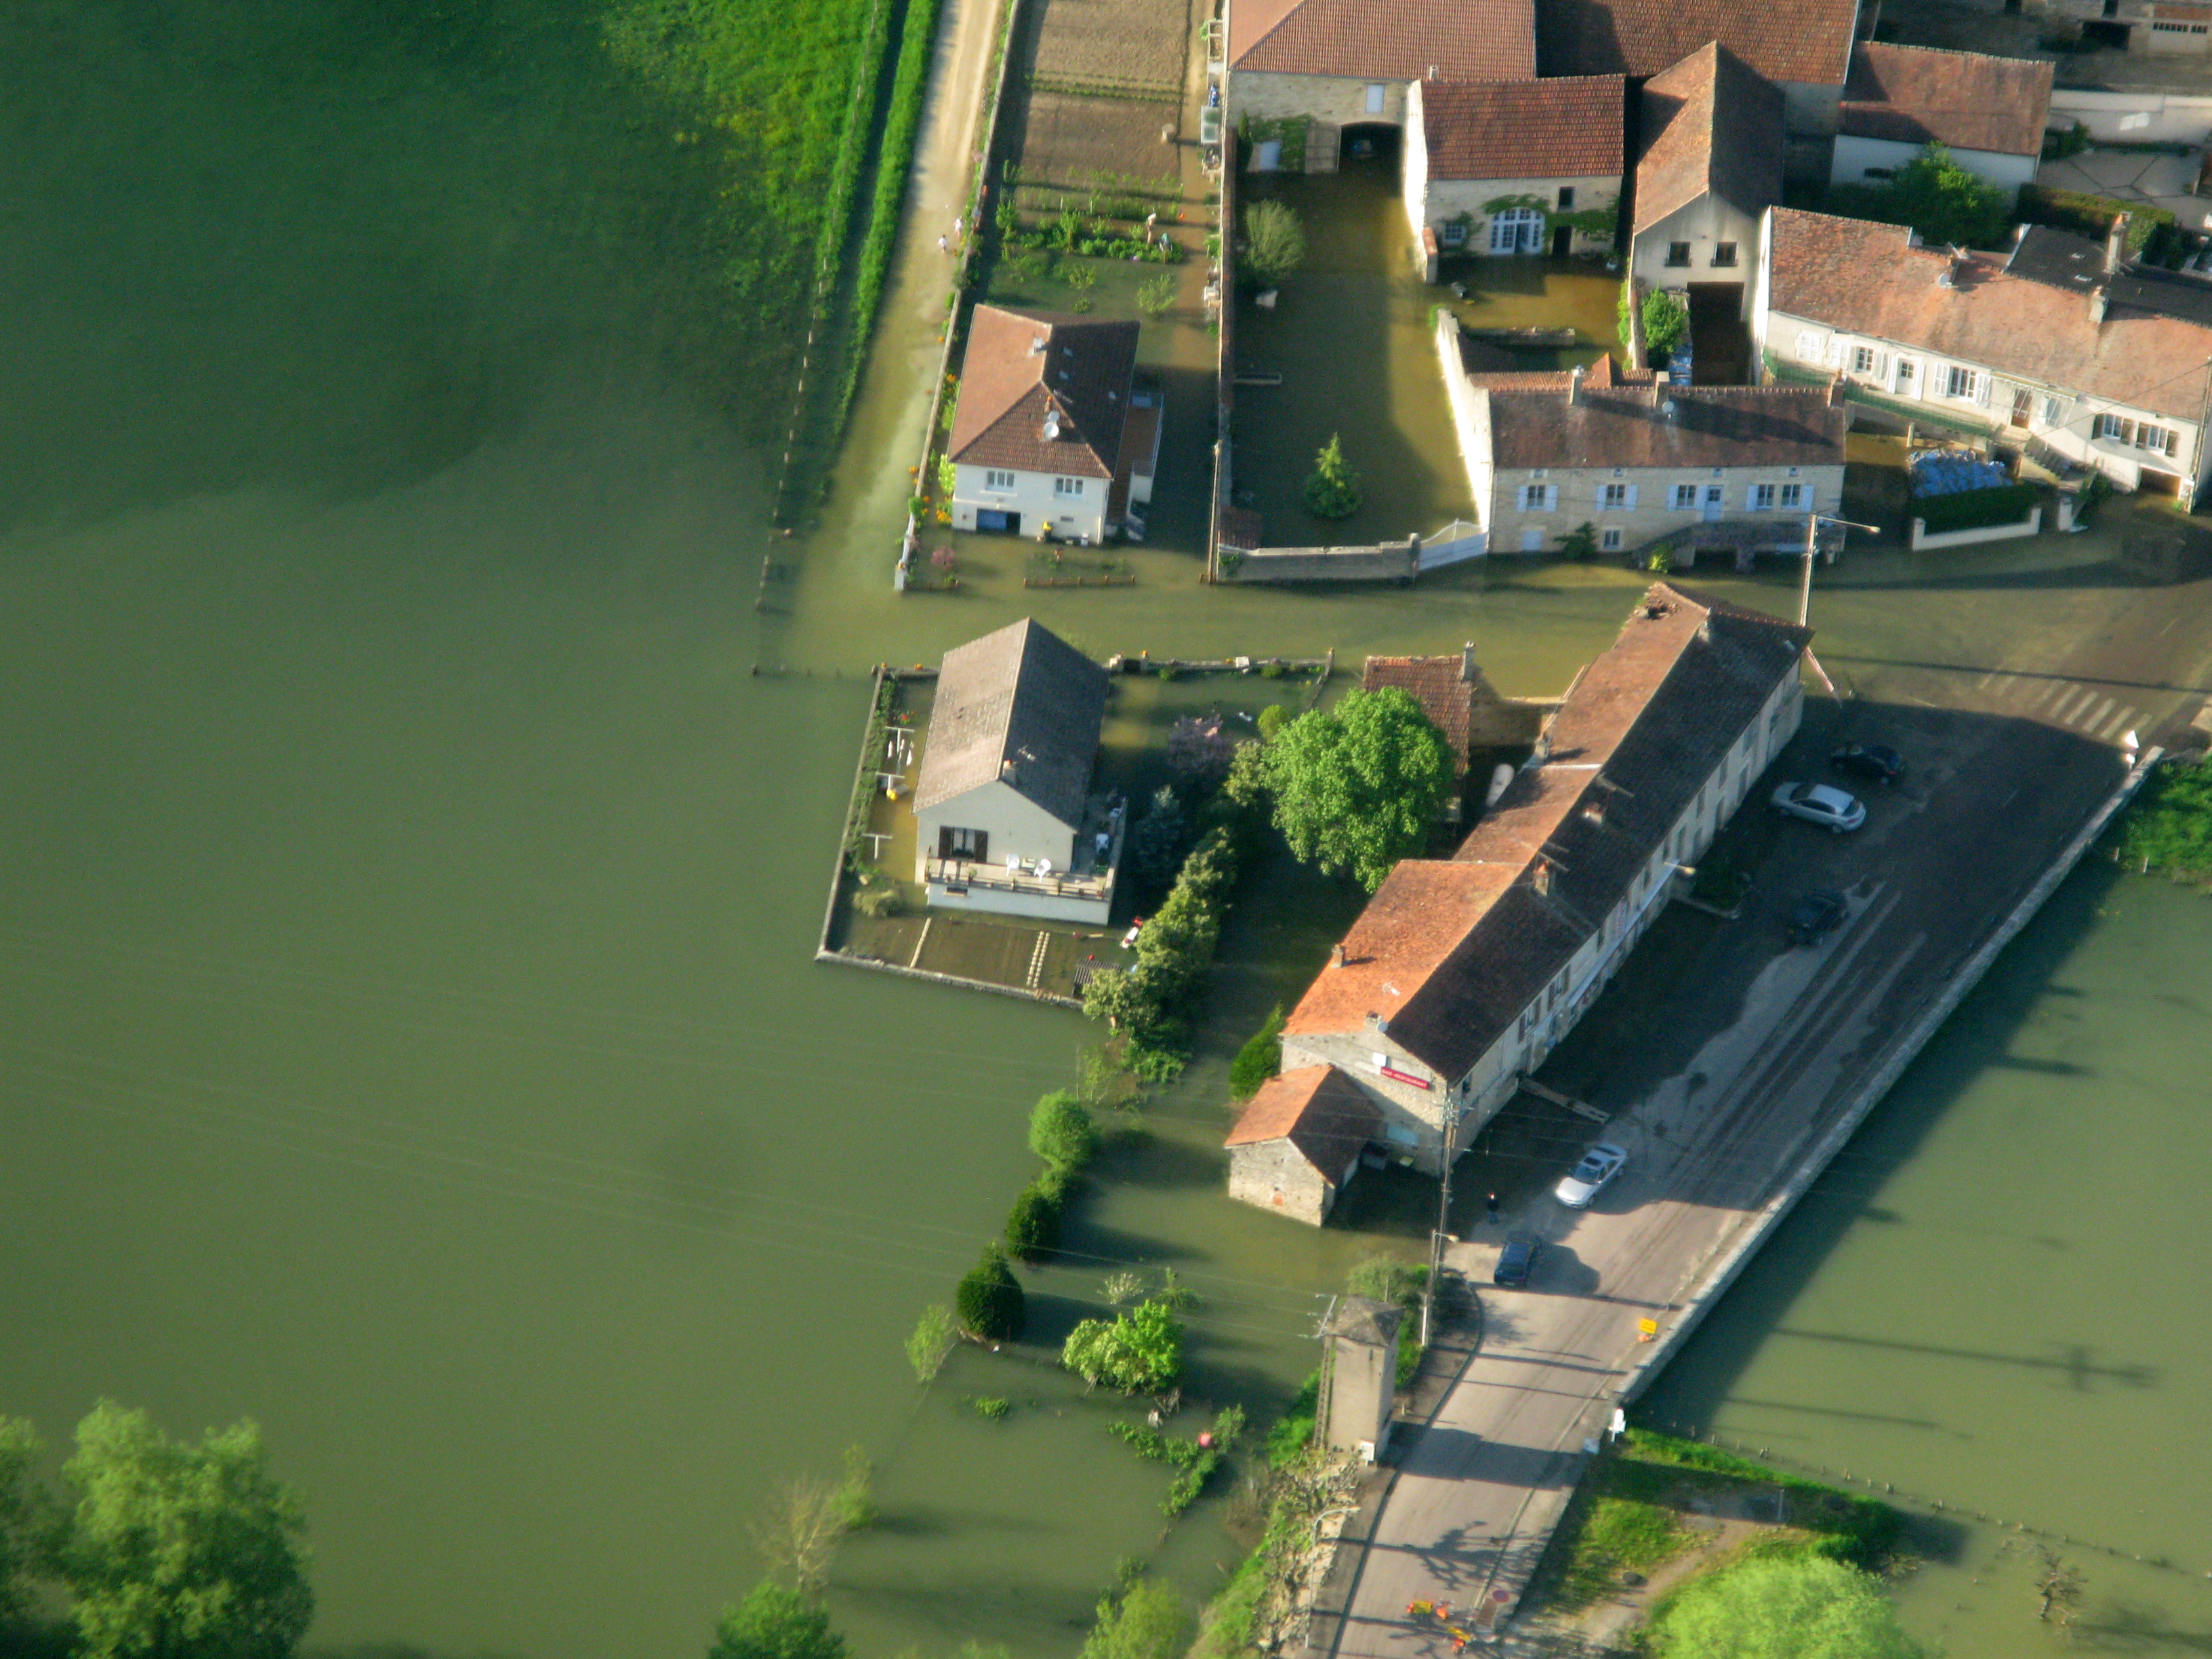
1912,481,2040,535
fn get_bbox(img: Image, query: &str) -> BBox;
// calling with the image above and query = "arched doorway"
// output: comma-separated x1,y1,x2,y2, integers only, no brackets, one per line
1488,205,1545,254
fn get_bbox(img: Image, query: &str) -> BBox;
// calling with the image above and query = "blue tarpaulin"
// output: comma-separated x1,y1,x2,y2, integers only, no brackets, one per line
1909,451,2009,497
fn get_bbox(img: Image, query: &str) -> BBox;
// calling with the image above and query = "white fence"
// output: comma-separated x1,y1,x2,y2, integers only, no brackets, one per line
2049,88,2212,148
1909,505,2042,550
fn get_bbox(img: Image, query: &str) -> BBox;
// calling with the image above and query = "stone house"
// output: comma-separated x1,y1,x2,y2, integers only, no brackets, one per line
1830,43,2053,200
1753,207,2212,504
1401,75,1624,273
1221,0,1534,154
1361,646,1556,815
1434,325,1849,560
1263,584,1811,1173
1532,0,1866,180
947,306,1160,544
1629,44,1784,325
911,618,1124,924
1225,1065,1383,1224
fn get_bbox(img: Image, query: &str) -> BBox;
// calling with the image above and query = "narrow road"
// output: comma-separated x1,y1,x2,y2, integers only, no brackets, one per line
1305,599,2209,1654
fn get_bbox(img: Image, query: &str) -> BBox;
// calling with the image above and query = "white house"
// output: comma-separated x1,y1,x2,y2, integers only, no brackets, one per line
1753,206,2212,504
1830,43,2053,200
1257,583,1810,1173
910,617,1124,924
1532,0,1864,180
1434,321,1849,560
1629,44,1784,321
1221,0,1534,152
947,306,1159,543
1401,75,1624,274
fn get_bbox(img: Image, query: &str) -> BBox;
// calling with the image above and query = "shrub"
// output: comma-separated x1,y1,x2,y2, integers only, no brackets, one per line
973,1396,1010,1420
1824,142,2009,249
1029,1090,1101,1172
2045,120,2091,161
1557,520,1599,560
1241,200,1307,288
852,884,903,918
1083,1578,1191,1659
1649,1555,1923,1658
1127,784,1193,892
1063,1299,1185,1392
906,1303,957,1382
1263,1372,1319,1468
1304,433,1363,519
1005,1181,1064,1261
956,1244,1026,1340
1641,289,1688,356
1912,482,2039,534
1228,1005,1284,1099
1136,272,1176,317
2018,182,2173,257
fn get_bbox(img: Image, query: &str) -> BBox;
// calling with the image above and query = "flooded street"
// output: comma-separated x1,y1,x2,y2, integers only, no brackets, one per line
2,7,2210,1659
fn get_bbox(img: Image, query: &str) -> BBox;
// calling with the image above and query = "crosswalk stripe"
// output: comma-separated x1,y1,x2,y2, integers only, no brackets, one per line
2077,695,2116,731
2049,687,2090,722
2099,705,2137,741
2024,679,2061,710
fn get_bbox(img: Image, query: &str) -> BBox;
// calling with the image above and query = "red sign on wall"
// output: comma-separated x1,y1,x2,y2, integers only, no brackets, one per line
1379,1065,1431,1090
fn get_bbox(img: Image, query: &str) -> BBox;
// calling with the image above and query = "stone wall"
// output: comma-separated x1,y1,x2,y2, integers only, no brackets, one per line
1228,1139,1334,1224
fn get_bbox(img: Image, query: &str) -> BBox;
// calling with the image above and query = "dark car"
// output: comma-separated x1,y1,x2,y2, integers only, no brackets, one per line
1831,741,1906,784
1786,890,1848,947
1494,1235,1540,1288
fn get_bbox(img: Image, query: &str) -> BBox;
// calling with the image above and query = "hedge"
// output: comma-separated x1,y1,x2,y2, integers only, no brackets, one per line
2017,183,2175,261
956,1244,1026,1340
1912,482,2040,534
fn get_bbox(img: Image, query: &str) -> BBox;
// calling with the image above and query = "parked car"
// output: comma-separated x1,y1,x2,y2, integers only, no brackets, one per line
1786,890,1848,946
1770,781,1866,833
1831,741,1906,784
1494,1235,1541,1287
1555,1143,1628,1208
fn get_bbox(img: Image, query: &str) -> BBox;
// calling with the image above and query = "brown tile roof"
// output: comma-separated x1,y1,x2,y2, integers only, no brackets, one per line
1633,43,1784,234
1229,0,1536,81
1225,1065,1382,1178
1536,0,1858,86
1364,653,1483,764
912,618,1109,824
1765,207,2212,424
1416,75,1626,180
949,306,1139,480
1839,43,2053,159
1288,586,1811,1080
1470,352,1849,469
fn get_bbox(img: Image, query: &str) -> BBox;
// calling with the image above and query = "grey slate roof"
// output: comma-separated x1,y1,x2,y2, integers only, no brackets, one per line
913,618,1109,827
1324,1294,1404,1348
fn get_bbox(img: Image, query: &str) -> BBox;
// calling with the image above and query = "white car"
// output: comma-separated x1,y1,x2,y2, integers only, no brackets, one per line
1769,781,1866,834
1555,1143,1628,1208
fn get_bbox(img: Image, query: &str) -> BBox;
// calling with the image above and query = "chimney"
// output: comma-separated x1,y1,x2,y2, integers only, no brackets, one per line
1331,942,1347,968
2090,283,2108,327
2106,212,2131,275
1532,857,1553,897
1460,641,1477,683
1568,364,1584,405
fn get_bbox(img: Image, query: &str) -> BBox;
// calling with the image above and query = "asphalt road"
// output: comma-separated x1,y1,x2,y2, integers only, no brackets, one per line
1305,624,2198,1654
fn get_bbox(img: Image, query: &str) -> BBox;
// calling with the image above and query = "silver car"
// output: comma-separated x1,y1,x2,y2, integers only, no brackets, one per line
1555,1142,1628,1208
1769,781,1866,834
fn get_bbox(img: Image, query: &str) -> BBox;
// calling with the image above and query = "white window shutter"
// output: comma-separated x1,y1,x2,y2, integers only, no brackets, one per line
1796,329,1822,363
1624,485,1639,509
1976,373,1992,407
1826,335,1846,368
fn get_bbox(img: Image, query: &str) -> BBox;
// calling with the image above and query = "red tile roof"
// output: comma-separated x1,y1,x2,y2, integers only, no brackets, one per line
1225,1065,1383,1176
950,306,1140,479
1416,75,1626,181
1633,43,1784,234
1839,43,2053,159
1536,0,1858,87
1766,207,2212,423
1229,0,1536,81
1287,586,1811,1080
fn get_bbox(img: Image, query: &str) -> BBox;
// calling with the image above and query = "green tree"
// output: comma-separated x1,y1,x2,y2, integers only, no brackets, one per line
906,1303,958,1382
1652,1557,1923,1659
1241,200,1306,288
1826,142,2009,250
1255,704,1289,743
1062,1300,1185,1393
58,1401,313,1659
1082,964,1158,1033
1228,1005,1284,1099
0,1416,46,1624
710,1581,848,1659
1136,272,1176,318
1264,688,1455,890
1029,1090,1101,1172
1004,1180,1065,1261
1640,288,1689,356
1082,1577,1191,1659
1303,434,1363,520
956,1244,1027,1340
1556,520,1600,560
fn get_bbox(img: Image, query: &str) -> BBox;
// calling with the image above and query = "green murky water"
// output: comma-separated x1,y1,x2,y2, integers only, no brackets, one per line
3,7,2210,1659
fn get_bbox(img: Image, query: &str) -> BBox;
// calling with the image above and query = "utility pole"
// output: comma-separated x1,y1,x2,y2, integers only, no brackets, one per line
1797,510,1883,626
1422,1093,1467,1349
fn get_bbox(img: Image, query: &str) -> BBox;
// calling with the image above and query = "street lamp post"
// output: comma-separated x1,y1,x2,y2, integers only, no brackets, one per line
1798,510,1883,626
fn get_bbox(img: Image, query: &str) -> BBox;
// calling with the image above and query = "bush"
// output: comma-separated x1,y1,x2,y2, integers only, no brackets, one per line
956,1244,1026,1340
1241,200,1306,288
1228,1005,1285,1099
1641,289,1688,356
1126,784,1193,893
973,1396,1010,1420
1824,142,2009,249
852,884,903,918
1083,1578,1191,1659
2045,120,2091,161
1005,1181,1064,1261
906,1303,957,1382
1029,1090,1101,1172
1912,482,2039,534
1648,1555,1924,1658
1303,434,1363,519
1063,1299,1185,1392
1263,1372,1319,1469
1136,272,1176,317
2018,181,2173,257
2113,756,2212,880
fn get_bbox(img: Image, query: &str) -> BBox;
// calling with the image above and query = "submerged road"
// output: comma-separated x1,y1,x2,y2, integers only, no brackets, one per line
1304,633,2200,1654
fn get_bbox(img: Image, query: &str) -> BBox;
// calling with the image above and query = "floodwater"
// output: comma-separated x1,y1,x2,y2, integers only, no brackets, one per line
4,7,2211,1659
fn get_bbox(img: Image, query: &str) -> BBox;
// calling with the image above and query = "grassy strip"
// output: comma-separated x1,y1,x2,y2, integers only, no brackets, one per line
2111,756,2212,882
831,0,949,433
810,0,897,310
839,674,897,874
